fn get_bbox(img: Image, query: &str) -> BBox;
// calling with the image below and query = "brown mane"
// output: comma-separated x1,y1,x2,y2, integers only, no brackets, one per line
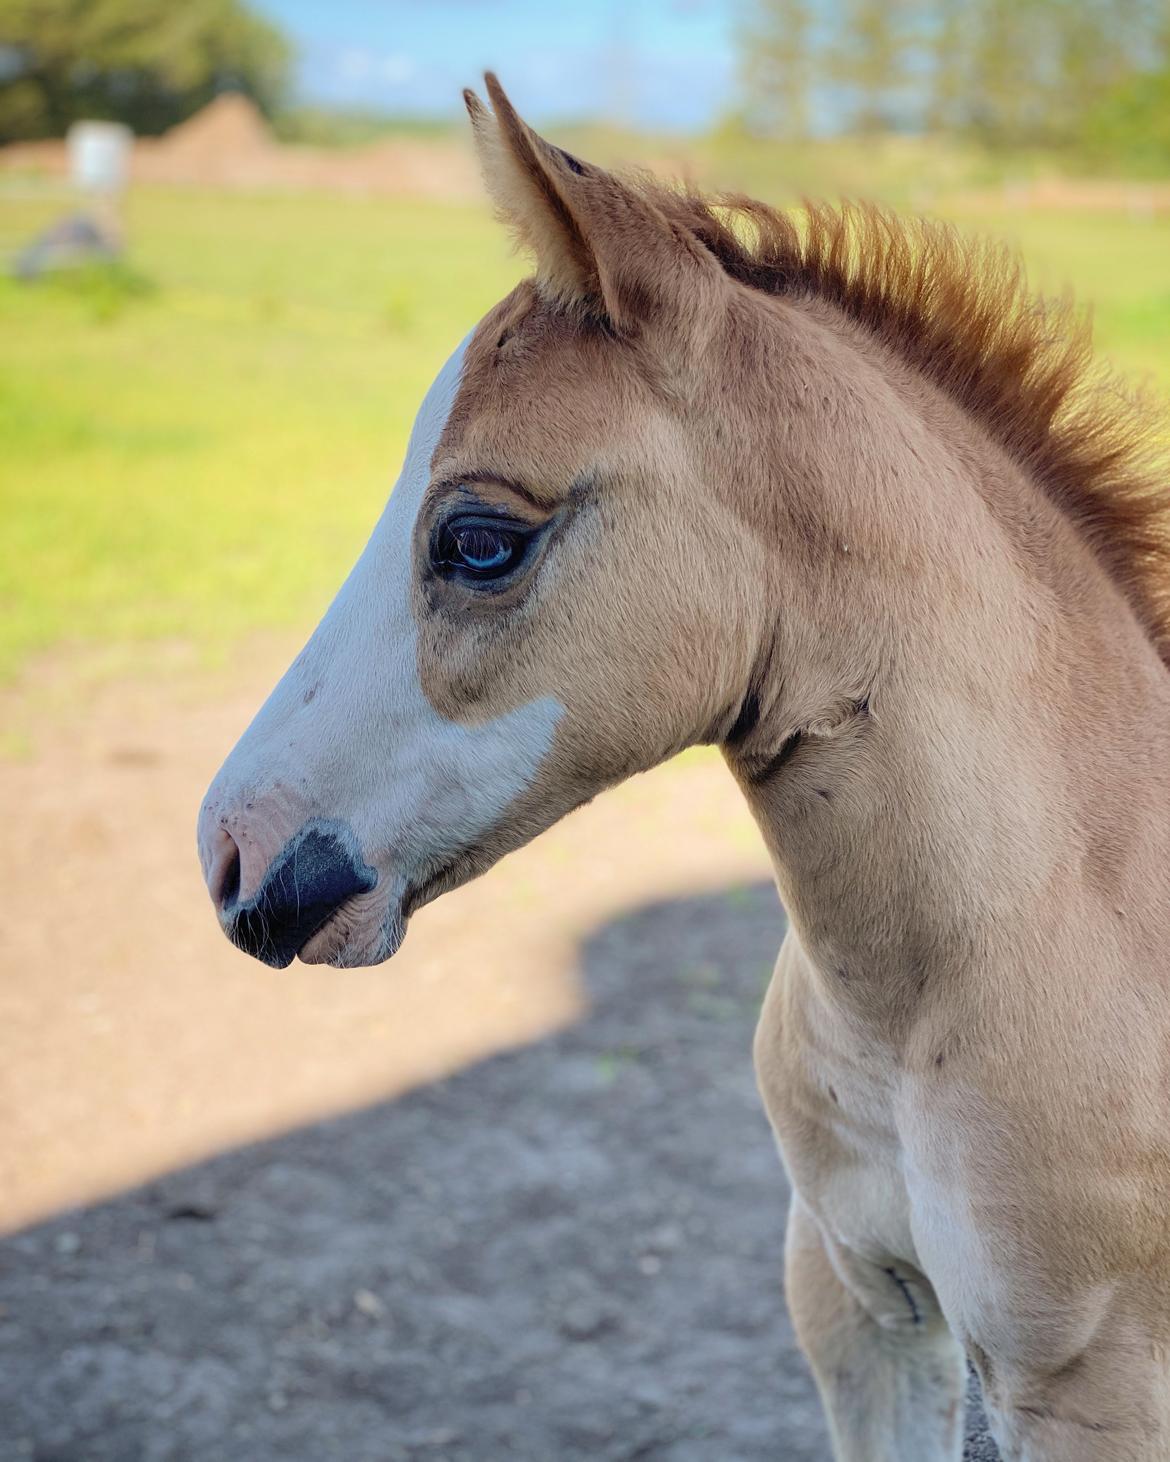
650,188,1170,669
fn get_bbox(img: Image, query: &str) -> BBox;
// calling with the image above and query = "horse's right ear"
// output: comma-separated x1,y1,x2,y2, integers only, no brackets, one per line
463,78,596,309
464,74,724,339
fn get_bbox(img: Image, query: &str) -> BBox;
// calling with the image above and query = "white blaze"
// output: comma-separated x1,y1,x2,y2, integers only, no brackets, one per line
206,335,564,947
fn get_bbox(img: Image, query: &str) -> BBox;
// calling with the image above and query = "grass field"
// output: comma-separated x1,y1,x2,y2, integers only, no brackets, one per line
0,187,520,684
1,182,1168,687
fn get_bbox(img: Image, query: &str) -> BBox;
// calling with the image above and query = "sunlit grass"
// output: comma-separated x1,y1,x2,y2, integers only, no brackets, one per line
0,187,520,680
0,182,1167,684
946,206,1170,388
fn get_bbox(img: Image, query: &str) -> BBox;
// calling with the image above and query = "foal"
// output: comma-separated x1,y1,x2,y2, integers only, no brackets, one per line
199,76,1170,1459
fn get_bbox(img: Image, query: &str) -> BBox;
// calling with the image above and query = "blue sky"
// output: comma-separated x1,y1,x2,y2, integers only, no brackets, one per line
251,0,740,130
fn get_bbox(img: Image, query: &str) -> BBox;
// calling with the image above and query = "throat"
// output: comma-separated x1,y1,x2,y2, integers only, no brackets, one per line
725,669,1057,1026
727,621,1170,1032
743,728,804,786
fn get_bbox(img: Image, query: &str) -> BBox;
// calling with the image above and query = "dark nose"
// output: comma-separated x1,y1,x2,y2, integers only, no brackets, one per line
214,820,378,969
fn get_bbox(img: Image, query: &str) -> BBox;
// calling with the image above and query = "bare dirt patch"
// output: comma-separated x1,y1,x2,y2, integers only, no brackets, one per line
0,636,770,1229
0,646,997,1457
0,95,479,198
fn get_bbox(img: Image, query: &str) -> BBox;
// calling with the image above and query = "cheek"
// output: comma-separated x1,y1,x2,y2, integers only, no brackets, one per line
412,501,744,772
412,528,628,727
412,536,573,721
545,517,755,754
416,606,562,724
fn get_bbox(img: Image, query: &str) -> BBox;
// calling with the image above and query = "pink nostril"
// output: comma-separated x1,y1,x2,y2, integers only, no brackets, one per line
207,828,242,913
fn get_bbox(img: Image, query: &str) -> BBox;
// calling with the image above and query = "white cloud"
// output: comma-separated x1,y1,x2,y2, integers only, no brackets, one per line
381,53,416,85
333,47,415,89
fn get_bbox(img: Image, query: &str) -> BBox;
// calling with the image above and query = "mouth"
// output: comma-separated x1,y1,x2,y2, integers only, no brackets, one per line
401,844,489,922
224,840,487,972
295,888,409,970
294,875,409,968
220,819,380,969
294,848,479,968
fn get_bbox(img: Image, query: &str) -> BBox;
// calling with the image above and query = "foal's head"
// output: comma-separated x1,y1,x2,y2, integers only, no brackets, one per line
198,77,770,967
196,75,1170,969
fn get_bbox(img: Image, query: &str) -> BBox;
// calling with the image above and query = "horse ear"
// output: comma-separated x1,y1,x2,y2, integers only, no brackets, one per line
463,73,724,337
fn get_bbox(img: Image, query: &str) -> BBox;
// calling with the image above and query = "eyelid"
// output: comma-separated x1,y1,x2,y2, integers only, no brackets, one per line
427,511,538,588
441,507,535,535
423,484,570,595
435,472,559,515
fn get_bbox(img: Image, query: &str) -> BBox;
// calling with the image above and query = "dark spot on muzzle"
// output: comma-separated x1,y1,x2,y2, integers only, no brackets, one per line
224,819,377,969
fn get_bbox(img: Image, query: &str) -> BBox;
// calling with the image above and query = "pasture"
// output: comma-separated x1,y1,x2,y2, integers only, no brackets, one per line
0,188,518,689
2,184,1168,691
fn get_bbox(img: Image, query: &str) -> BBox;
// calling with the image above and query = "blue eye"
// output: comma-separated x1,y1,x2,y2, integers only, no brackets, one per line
457,525,512,571
433,518,527,581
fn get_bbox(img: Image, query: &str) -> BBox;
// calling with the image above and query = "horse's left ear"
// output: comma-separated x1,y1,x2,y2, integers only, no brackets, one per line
464,73,725,339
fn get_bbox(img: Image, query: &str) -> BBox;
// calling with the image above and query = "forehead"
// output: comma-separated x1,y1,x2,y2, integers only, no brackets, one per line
432,283,643,500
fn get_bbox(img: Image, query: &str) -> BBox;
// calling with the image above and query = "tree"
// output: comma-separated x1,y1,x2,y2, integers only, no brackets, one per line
0,0,292,142
737,0,1170,159
834,0,914,135
739,0,814,139
1084,63,1170,173
924,0,967,135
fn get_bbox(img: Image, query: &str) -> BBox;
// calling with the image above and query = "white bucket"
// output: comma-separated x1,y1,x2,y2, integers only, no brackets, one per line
67,121,133,194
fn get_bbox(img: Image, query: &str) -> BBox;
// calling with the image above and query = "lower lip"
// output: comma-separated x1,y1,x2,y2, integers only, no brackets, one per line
296,894,407,967
295,907,357,965
294,863,454,968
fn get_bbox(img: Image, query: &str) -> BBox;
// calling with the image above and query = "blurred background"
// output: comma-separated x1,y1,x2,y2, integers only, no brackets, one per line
0,3,1167,1458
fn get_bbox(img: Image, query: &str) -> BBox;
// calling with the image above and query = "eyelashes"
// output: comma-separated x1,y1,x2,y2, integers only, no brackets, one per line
430,513,535,584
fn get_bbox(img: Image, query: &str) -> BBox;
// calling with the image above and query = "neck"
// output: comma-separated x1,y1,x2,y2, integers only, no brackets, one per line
720,299,1170,1035
729,622,1170,1037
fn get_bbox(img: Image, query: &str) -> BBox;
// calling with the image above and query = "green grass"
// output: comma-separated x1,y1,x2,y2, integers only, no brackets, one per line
0,182,1167,685
944,205,1170,385
0,187,520,681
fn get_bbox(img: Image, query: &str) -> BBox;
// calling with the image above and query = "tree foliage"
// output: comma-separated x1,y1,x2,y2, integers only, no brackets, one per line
1083,65,1170,174
0,0,291,142
739,0,1170,163
738,0,813,140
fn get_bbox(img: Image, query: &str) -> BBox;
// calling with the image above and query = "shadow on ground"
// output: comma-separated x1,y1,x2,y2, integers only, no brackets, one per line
1,882,996,1461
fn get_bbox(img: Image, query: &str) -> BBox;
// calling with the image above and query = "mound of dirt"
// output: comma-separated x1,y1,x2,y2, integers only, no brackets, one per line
155,93,274,164
136,93,477,195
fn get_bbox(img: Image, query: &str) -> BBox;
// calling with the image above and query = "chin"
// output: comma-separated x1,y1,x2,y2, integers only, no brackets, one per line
296,896,408,969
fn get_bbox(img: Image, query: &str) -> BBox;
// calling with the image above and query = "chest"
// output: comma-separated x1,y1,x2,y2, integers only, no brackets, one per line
756,931,922,1270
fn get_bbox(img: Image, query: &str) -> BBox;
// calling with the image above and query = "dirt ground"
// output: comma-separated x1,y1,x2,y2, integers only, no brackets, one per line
0,645,997,1458
0,95,480,198
5,94,1169,219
